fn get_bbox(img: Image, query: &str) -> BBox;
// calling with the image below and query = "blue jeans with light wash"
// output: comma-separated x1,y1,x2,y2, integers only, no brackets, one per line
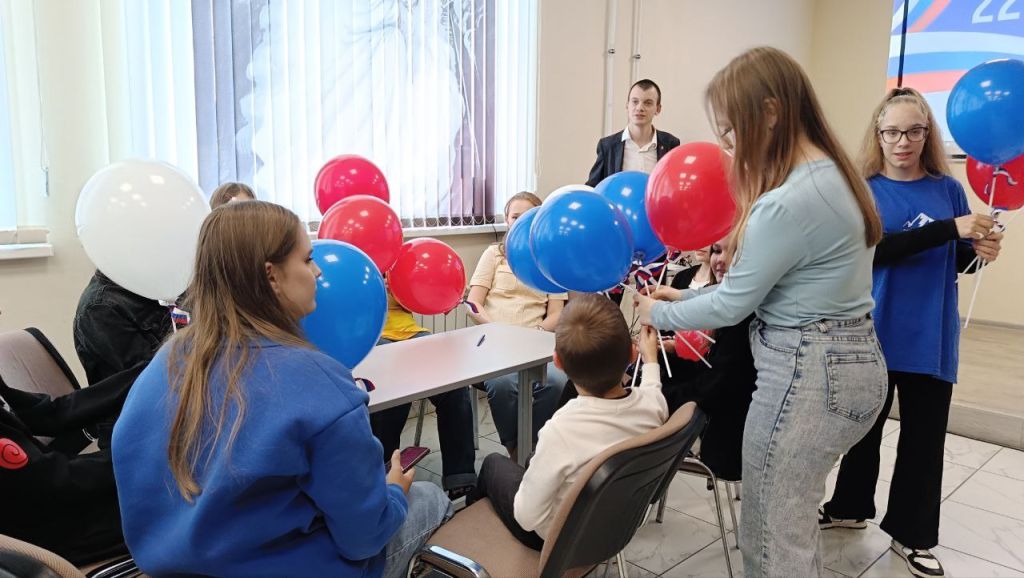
485,362,567,450
382,481,454,578
741,317,887,578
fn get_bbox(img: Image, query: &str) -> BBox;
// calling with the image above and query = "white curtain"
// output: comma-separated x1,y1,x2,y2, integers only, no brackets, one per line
0,1,46,234
112,0,537,227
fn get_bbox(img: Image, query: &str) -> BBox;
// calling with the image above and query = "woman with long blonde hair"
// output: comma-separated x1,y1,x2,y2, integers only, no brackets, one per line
635,47,887,576
820,88,1002,578
112,201,451,578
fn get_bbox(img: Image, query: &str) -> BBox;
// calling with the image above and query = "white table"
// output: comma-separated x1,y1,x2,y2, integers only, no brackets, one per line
355,323,554,465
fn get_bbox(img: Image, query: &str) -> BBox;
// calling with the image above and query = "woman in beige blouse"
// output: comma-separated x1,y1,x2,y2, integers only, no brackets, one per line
466,192,569,461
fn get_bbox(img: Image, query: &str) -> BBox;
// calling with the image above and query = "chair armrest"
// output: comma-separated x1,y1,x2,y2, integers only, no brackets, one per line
417,545,492,578
85,557,141,578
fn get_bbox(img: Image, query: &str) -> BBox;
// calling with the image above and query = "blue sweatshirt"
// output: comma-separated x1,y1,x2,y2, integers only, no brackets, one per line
870,174,970,384
652,159,875,330
112,338,407,578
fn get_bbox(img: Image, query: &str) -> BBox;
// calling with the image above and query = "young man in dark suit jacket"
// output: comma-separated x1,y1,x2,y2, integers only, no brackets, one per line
586,79,681,187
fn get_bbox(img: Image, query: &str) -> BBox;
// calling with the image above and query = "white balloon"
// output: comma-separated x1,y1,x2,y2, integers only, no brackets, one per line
545,184,594,201
75,160,210,302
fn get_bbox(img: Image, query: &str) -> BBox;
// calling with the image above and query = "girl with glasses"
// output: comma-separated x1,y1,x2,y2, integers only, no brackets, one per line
820,87,1003,578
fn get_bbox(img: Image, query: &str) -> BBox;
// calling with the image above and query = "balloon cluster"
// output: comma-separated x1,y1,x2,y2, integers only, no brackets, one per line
75,154,467,371
946,59,1024,328
947,59,1024,211
307,155,466,367
508,142,734,294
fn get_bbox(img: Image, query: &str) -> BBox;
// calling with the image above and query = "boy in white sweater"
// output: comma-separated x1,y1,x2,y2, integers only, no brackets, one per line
469,294,667,549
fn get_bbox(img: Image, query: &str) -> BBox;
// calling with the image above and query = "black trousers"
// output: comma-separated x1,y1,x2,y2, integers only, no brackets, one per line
824,371,953,549
469,453,545,551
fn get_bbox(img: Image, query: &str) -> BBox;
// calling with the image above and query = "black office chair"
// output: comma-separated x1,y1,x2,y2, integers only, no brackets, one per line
414,403,707,578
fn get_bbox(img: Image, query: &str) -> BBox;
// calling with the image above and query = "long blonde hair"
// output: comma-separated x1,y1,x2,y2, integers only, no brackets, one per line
167,201,309,501
705,47,883,257
859,87,950,179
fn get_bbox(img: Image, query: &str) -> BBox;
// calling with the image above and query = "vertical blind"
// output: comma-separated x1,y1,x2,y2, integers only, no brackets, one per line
117,0,538,227
0,1,46,234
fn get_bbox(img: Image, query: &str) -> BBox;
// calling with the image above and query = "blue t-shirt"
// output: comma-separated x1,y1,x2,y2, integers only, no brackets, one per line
870,174,970,384
112,339,408,578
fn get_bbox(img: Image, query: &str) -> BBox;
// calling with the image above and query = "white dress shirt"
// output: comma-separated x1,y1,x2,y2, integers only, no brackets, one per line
621,127,659,173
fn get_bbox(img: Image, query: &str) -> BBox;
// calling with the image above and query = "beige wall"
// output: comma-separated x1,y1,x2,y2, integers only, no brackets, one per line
536,0,816,195
0,2,110,384
2,0,1020,385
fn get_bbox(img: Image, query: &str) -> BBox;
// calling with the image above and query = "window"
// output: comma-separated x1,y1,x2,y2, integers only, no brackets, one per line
0,1,46,244
889,0,1024,151
0,19,18,232
118,0,538,227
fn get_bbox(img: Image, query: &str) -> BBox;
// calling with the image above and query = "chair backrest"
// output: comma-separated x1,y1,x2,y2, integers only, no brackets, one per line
0,328,81,398
538,402,707,577
0,535,84,578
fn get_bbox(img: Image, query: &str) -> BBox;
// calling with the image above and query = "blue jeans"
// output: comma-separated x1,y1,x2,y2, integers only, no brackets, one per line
382,482,453,578
371,333,477,490
741,317,887,578
485,362,567,450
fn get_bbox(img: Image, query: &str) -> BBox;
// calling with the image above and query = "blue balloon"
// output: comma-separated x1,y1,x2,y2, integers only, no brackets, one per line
302,239,386,369
595,171,665,265
505,207,566,294
947,59,1024,165
530,190,634,293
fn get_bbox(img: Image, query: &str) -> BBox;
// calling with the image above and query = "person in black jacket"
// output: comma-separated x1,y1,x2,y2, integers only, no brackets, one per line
586,79,681,187
654,240,754,481
0,363,145,564
73,271,175,385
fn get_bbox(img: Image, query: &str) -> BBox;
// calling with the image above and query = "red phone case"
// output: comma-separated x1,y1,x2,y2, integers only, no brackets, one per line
399,446,430,472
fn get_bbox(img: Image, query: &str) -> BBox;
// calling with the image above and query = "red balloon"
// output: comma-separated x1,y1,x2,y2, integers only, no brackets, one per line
315,155,390,215
647,142,736,251
674,330,712,362
966,155,1024,211
318,195,403,273
388,239,466,315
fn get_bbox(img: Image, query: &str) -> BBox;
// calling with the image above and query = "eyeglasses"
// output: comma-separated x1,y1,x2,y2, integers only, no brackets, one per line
878,126,928,144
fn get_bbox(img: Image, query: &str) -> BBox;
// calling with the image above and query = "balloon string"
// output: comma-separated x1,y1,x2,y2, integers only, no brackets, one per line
695,330,716,344
656,259,669,287
676,334,713,369
964,171,1000,328
637,276,672,379
1001,207,1021,228
957,208,1013,282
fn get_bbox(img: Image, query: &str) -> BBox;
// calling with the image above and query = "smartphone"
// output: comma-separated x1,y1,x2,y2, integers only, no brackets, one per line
401,446,430,472
386,446,430,473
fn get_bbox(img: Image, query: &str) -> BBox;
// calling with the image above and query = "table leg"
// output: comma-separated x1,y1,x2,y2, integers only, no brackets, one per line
516,363,546,466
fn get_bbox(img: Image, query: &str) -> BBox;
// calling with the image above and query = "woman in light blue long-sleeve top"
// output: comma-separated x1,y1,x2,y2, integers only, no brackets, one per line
635,47,888,578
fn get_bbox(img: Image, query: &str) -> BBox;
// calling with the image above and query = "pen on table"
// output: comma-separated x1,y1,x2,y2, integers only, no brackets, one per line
476,335,486,347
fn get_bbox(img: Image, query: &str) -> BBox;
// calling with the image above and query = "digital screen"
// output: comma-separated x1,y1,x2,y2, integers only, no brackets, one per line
889,0,1024,149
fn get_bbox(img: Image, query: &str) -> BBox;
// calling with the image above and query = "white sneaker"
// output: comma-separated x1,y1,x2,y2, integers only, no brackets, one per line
891,539,945,578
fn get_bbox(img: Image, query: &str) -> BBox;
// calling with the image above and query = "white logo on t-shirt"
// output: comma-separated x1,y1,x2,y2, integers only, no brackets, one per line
905,212,934,229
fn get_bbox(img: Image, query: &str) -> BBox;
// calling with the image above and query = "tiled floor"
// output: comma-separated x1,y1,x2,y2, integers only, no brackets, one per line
404,394,1024,577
